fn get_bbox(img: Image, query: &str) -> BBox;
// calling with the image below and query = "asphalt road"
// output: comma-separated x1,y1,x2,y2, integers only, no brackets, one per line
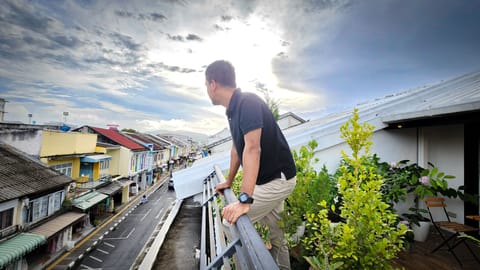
74,184,176,270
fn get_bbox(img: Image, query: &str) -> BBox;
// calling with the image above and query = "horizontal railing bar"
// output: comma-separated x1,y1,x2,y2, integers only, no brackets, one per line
206,238,241,269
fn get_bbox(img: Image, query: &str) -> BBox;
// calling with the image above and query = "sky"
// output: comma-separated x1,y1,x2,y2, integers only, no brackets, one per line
1,0,480,136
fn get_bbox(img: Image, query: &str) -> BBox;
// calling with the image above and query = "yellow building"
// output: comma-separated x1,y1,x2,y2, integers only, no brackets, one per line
40,130,101,182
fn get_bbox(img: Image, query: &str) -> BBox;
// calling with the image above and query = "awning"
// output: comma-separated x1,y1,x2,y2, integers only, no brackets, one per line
0,233,46,268
80,154,112,163
30,212,86,239
72,191,109,211
97,181,123,196
118,179,134,187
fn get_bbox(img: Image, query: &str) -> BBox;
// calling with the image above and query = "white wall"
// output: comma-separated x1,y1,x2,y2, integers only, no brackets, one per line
0,129,43,156
311,128,418,174
423,125,465,222
310,125,466,222
211,140,232,154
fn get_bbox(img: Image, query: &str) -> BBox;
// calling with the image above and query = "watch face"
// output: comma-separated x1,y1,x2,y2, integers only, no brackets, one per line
239,192,253,203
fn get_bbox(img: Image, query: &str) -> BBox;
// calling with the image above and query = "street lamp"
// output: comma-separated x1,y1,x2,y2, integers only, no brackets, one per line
63,111,69,123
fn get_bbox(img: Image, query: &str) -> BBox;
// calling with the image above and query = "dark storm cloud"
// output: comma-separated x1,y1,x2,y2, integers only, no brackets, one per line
110,32,142,51
115,10,135,18
186,34,202,41
84,52,140,68
0,0,85,68
213,24,231,31
115,10,167,22
38,53,83,69
81,32,143,68
146,13,167,22
50,35,82,48
167,33,203,42
221,15,233,22
147,63,197,73
167,34,184,41
1,0,53,34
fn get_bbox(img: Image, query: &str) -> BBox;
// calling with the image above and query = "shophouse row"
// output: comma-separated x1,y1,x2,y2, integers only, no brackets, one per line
0,122,200,270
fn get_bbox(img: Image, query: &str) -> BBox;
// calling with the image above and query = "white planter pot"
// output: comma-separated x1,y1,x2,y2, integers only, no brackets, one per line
290,222,306,244
412,221,430,242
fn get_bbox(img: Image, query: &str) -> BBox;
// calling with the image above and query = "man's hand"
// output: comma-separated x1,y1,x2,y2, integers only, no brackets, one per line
215,182,230,195
222,201,250,224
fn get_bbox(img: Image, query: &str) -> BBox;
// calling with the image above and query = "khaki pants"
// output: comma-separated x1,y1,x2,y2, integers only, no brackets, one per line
224,176,296,270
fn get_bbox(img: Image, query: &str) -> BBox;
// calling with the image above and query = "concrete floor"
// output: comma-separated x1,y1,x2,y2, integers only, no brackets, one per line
152,197,202,270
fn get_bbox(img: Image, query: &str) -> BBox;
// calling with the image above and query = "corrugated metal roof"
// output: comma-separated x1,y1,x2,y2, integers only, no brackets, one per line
0,144,73,202
30,212,86,239
174,70,480,200
285,70,480,151
0,233,46,268
97,181,123,195
72,191,108,211
123,132,168,150
90,126,146,150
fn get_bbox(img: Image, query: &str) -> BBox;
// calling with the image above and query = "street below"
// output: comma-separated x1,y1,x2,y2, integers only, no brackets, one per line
74,183,176,270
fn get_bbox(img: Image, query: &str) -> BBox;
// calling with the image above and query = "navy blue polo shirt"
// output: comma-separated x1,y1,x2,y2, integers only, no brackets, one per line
226,89,296,185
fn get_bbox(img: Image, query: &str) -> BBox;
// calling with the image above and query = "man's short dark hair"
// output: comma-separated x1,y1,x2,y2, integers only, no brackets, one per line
205,60,236,88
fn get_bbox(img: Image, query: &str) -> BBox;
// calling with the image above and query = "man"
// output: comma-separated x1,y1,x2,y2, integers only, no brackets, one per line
205,60,297,270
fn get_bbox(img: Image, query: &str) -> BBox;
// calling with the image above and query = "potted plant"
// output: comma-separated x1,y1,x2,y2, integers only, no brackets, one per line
402,207,431,241
398,162,462,242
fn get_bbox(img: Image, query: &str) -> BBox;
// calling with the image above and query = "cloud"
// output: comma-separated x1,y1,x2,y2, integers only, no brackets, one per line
167,33,203,42
2,0,478,136
115,10,167,22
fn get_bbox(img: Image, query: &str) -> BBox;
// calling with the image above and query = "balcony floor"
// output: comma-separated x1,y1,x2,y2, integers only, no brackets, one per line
393,230,480,270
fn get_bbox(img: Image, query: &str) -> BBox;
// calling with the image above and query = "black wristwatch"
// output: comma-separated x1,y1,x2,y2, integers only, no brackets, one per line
238,192,254,204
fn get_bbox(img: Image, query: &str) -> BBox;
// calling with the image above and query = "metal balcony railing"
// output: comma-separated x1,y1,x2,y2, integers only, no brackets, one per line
200,165,279,270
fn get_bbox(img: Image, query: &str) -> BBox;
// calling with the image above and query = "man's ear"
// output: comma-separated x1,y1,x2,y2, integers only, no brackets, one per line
210,80,218,91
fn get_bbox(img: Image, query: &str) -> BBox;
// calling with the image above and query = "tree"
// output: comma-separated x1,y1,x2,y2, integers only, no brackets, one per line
256,82,280,121
121,128,137,133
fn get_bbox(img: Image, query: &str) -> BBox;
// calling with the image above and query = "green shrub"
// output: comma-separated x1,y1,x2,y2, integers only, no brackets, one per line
303,108,408,270
282,140,338,248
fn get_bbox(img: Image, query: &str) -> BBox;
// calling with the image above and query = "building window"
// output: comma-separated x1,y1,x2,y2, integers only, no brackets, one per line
52,163,73,177
100,160,110,177
29,190,65,223
0,208,14,230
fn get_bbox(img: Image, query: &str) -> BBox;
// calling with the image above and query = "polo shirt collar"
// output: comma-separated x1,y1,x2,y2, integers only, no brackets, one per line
226,88,241,117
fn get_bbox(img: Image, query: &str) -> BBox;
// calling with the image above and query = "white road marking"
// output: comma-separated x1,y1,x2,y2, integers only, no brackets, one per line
103,242,115,248
104,227,135,240
126,227,135,238
155,208,164,219
97,248,109,254
80,264,100,270
89,255,103,262
140,209,152,221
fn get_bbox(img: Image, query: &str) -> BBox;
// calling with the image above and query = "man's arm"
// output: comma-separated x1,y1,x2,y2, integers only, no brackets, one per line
215,144,241,194
240,128,261,196
220,128,261,224
227,144,241,185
